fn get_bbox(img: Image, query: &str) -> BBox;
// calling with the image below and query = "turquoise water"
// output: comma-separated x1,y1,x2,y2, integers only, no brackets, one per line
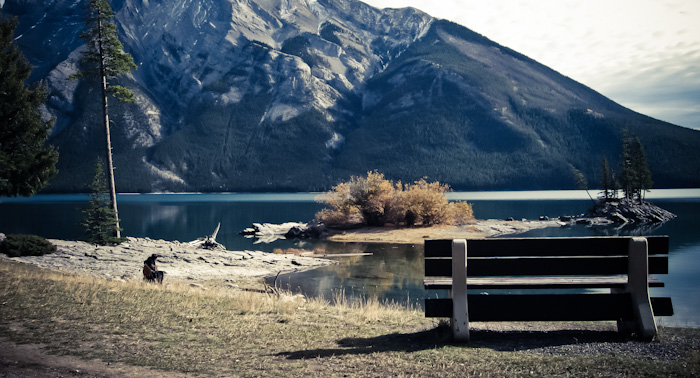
1,189,699,327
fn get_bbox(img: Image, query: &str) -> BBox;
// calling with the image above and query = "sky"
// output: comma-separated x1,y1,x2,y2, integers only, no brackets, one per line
364,0,700,130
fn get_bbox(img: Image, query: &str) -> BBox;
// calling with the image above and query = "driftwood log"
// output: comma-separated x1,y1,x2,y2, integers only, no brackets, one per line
189,222,225,250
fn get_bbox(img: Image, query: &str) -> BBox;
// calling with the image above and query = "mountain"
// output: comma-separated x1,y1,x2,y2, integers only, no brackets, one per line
3,0,700,192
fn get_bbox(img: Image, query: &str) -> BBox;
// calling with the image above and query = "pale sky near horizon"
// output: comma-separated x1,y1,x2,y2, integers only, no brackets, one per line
364,0,700,131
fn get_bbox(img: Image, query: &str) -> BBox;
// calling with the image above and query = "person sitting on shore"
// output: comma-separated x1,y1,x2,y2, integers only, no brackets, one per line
143,254,165,283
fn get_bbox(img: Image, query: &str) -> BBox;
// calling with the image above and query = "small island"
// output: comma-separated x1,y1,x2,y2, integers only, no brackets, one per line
241,171,558,244
587,198,676,224
574,132,676,225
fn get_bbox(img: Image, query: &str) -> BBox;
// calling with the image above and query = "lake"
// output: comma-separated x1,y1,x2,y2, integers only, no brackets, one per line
1,189,699,328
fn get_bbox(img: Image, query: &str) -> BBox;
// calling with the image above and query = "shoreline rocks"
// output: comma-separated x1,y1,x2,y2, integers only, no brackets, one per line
586,198,676,224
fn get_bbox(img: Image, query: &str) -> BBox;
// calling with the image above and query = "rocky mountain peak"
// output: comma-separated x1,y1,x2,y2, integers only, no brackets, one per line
114,0,432,123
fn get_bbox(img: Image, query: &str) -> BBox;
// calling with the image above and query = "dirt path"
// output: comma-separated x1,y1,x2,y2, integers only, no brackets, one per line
0,339,194,378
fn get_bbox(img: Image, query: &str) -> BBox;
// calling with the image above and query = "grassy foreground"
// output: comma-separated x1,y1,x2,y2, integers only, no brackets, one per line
1,260,699,377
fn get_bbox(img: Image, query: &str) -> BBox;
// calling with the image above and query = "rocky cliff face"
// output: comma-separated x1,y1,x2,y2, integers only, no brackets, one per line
4,0,700,192
117,0,431,124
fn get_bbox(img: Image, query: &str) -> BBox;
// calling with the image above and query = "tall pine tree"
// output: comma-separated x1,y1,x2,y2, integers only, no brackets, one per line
0,13,58,197
72,0,137,238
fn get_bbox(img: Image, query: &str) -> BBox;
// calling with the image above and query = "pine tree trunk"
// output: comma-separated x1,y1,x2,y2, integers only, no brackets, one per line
97,9,120,238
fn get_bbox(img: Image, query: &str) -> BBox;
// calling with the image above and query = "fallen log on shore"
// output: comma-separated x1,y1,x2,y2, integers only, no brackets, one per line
189,222,226,250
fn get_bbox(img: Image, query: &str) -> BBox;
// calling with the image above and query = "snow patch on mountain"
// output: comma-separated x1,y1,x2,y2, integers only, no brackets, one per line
142,157,186,186
265,103,303,123
325,132,344,149
122,92,163,148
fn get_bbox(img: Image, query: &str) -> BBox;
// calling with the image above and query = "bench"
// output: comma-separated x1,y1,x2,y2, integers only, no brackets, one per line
424,236,674,341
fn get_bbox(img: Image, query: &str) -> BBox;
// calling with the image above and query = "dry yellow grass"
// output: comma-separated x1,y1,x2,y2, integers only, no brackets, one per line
2,260,699,377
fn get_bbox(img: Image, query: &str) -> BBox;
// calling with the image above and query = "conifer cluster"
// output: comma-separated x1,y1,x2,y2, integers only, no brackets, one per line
0,13,58,197
600,132,653,203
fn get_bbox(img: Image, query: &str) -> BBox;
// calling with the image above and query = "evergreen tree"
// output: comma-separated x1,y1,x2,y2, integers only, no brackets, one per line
599,157,618,200
619,133,637,200
72,0,137,238
570,164,594,203
619,132,653,202
81,160,124,245
0,14,58,197
610,169,619,200
600,157,611,200
631,135,653,202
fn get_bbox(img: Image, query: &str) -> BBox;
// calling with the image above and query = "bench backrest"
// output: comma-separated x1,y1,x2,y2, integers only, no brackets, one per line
424,236,669,278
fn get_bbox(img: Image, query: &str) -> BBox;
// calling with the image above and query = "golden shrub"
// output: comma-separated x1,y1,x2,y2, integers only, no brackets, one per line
447,201,475,225
399,179,451,226
316,172,474,227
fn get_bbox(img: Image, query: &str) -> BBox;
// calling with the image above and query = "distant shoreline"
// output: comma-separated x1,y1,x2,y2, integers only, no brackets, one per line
2,188,699,203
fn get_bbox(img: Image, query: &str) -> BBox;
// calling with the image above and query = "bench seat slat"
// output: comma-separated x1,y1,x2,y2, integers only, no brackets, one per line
423,276,666,290
426,257,630,276
424,236,669,258
425,256,668,277
425,295,674,319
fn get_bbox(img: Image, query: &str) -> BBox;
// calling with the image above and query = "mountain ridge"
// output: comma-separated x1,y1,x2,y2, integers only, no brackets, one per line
3,0,700,192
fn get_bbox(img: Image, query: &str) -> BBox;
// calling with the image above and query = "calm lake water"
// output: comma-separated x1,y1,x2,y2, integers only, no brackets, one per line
1,189,699,328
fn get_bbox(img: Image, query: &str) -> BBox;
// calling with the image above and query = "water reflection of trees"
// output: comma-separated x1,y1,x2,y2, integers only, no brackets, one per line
295,241,427,304
589,222,667,237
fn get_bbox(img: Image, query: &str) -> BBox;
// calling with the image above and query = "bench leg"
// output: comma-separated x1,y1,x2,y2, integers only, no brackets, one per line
451,239,469,342
612,287,635,335
619,237,658,340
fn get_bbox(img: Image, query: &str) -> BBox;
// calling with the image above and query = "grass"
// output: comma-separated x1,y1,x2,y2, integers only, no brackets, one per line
1,260,699,377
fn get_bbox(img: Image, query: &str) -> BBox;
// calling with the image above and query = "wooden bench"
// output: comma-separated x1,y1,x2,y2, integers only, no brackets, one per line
424,236,674,342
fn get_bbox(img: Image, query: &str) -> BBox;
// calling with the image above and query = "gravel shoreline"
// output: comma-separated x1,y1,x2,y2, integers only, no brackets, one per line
0,236,336,284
